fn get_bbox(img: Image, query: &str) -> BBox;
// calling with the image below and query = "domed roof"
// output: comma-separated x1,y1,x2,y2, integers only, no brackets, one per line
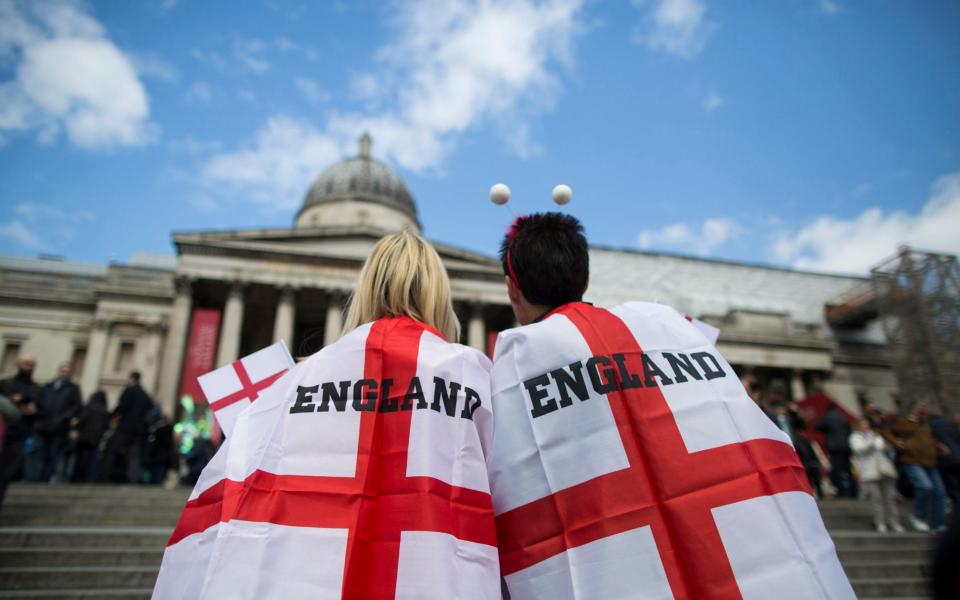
298,133,419,227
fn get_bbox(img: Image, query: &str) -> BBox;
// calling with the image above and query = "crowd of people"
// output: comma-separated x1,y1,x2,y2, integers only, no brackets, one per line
0,356,176,509
744,375,960,534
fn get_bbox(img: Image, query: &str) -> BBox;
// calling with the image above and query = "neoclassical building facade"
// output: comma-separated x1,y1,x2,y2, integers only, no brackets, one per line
0,136,898,417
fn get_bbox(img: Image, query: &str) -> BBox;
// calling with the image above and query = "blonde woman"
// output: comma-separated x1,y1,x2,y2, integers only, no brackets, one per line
851,417,904,533
154,232,499,600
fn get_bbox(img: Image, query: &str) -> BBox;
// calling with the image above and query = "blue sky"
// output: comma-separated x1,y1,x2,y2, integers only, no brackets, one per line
1,0,958,274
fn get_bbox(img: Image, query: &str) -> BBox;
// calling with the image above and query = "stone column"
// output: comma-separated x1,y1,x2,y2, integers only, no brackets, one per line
80,318,109,396
467,304,486,352
791,369,806,402
156,277,193,415
324,293,344,346
140,323,166,398
272,286,296,347
216,281,246,368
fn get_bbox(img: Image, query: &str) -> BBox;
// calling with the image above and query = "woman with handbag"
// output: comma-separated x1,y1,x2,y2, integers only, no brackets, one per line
851,417,904,533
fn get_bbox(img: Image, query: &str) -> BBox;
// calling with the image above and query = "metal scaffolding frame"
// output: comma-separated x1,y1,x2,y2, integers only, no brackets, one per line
870,246,960,416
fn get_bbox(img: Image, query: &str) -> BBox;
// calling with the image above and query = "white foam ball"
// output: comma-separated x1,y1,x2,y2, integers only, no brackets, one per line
489,183,511,205
552,184,572,205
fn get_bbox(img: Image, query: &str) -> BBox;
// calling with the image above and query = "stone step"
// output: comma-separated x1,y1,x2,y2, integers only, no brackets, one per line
837,547,932,562
0,547,162,568
0,567,157,591
6,484,189,498
1,514,181,527
830,531,936,550
1,506,183,518
850,577,930,597
0,527,170,548
842,561,931,579
3,495,188,508
0,589,152,600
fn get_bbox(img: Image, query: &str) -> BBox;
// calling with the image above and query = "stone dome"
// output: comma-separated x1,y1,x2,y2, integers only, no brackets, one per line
295,133,420,232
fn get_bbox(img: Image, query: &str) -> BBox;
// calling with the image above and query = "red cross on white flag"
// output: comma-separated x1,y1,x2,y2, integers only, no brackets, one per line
198,341,294,437
489,302,854,599
154,317,499,599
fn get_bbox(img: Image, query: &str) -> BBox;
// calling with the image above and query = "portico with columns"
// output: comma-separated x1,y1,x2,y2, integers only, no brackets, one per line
153,135,512,415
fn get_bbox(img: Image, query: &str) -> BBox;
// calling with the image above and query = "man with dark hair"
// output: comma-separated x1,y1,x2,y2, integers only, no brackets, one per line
32,362,82,483
500,213,588,323
99,371,153,483
488,212,853,599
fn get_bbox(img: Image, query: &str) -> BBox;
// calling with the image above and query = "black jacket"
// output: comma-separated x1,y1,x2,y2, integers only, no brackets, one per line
76,393,110,446
0,370,38,441
931,415,960,467
35,378,82,435
816,408,852,454
113,384,153,436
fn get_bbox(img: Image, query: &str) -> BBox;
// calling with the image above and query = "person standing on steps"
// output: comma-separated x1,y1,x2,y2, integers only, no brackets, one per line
99,371,153,483
851,417,904,533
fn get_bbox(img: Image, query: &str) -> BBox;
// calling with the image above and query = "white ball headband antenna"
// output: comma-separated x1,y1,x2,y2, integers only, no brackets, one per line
488,182,573,209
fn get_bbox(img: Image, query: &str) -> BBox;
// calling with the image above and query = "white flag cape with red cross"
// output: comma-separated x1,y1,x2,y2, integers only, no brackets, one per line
153,317,500,599
488,301,855,600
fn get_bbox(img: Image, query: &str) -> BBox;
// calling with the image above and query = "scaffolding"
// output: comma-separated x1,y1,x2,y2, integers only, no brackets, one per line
870,246,960,416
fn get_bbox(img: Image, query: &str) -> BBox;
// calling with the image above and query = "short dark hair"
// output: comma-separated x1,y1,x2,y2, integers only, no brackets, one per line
499,212,588,307
129,371,141,383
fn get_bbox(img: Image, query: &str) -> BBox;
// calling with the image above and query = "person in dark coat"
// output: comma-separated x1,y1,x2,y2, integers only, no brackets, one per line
99,372,153,483
31,363,82,483
930,412,960,524
0,354,38,508
144,411,174,485
816,403,856,498
774,404,823,500
72,391,110,483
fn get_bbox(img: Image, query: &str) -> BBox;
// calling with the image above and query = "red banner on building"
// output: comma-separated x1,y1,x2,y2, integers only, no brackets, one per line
178,308,221,406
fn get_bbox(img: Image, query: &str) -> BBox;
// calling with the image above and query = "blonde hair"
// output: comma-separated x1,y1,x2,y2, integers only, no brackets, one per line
341,231,461,342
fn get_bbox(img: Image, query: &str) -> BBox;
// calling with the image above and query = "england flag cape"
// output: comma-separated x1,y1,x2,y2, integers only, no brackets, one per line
154,316,500,599
488,301,854,600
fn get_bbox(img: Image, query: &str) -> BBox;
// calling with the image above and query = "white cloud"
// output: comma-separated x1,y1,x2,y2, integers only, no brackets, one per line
202,115,342,208
294,77,327,104
701,91,725,113
774,172,960,274
637,217,740,255
0,201,94,252
274,36,295,51
633,0,713,58
0,0,154,149
0,220,48,252
819,0,840,15
185,81,213,104
234,37,270,73
130,52,178,82
15,201,94,223
202,0,584,209
168,136,221,154
191,48,227,71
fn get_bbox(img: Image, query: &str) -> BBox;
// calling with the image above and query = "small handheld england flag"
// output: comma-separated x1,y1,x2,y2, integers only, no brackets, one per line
198,341,294,437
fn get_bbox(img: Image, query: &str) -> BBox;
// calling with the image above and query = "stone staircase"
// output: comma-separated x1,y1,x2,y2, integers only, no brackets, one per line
820,499,936,599
0,484,187,599
0,484,939,598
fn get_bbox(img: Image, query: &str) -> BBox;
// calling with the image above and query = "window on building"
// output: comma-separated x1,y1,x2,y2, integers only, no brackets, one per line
114,341,135,373
1,341,22,375
71,346,87,379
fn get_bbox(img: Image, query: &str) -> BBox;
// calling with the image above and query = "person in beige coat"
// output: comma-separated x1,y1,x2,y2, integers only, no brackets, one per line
851,418,904,533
